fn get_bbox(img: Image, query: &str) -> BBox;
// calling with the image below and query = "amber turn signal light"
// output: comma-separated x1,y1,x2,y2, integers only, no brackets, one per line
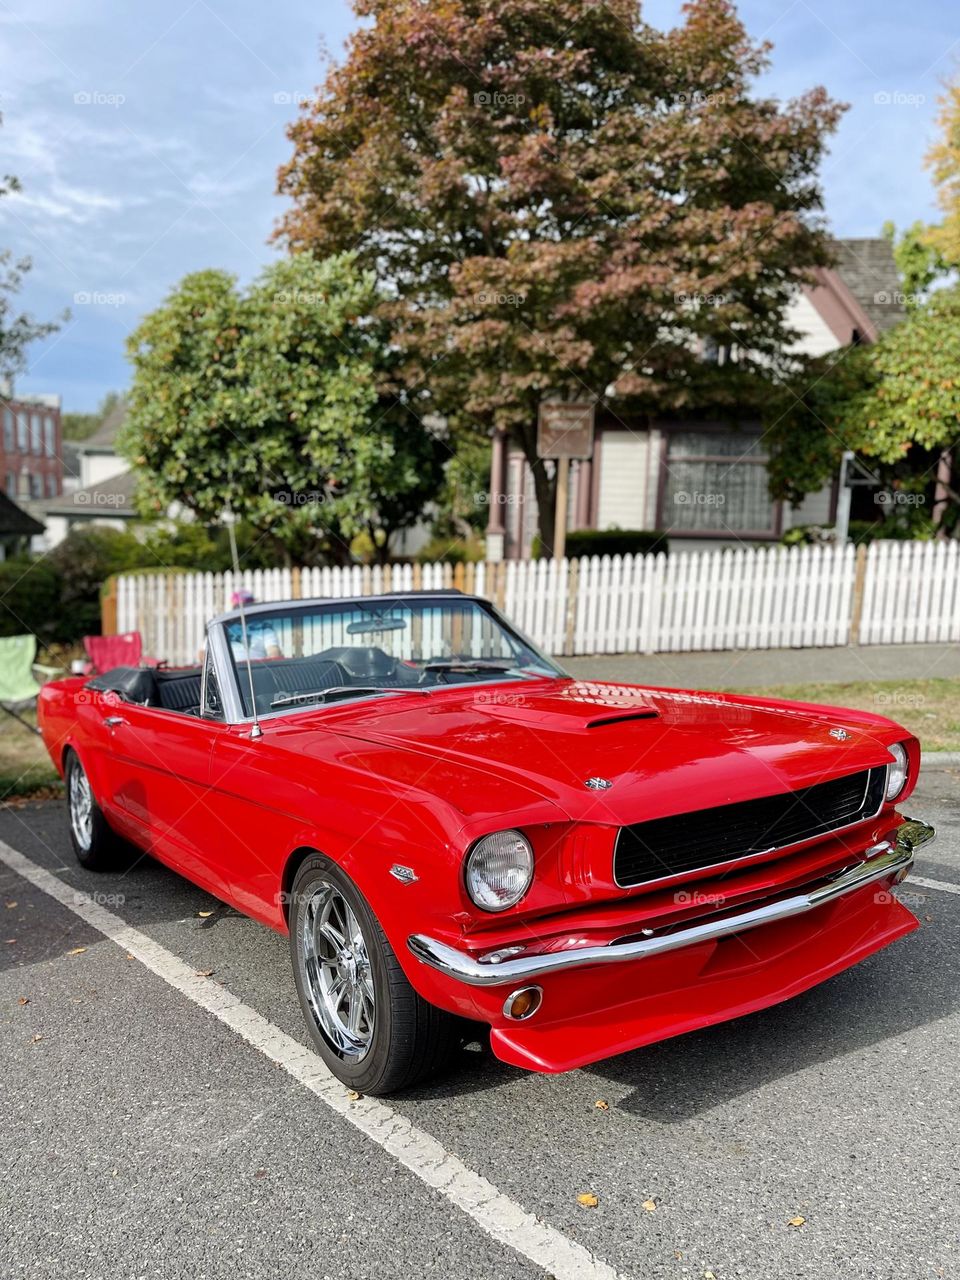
503,986,543,1021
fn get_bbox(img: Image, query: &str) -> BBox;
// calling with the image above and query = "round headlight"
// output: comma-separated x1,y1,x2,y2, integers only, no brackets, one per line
465,830,534,912
885,742,908,802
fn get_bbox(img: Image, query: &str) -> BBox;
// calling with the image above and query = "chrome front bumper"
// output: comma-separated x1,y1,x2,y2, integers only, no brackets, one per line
408,818,935,988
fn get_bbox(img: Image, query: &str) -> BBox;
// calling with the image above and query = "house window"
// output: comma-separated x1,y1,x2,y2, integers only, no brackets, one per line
30,413,43,454
44,417,55,457
5,473,14,499
45,472,57,497
2,410,12,452
29,472,42,499
660,427,776,535
16,414,27,451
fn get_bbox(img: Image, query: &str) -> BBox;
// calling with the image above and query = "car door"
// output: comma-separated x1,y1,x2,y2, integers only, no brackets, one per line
102,693,229,898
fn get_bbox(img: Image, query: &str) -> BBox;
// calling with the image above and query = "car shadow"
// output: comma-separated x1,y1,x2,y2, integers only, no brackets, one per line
406,907,960,1113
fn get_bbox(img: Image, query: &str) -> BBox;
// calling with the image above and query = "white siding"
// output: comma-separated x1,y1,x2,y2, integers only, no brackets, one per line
784,290,842,358
596,430,651,529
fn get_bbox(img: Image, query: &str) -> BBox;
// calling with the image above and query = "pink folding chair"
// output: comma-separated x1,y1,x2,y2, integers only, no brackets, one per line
83,631,159,675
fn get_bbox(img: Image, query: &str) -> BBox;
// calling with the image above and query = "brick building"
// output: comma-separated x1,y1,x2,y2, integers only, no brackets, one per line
0,392,63,503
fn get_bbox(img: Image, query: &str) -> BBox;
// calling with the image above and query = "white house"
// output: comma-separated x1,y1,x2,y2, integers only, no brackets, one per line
486,239,905,558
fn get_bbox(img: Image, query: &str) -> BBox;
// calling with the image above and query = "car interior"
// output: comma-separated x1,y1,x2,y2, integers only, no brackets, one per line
84,645,482,719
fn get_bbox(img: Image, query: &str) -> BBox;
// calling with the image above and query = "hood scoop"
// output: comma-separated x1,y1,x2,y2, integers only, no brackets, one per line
584,709,660,729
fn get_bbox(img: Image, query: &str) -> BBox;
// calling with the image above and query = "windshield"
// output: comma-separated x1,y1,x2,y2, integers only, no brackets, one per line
223,596,564,718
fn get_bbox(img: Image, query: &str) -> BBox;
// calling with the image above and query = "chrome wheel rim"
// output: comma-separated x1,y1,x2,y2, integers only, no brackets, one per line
69,760,93,852
300,881,374,1060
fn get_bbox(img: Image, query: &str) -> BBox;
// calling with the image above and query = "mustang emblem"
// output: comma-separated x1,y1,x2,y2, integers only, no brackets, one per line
585,777,613,791
829,727,850,742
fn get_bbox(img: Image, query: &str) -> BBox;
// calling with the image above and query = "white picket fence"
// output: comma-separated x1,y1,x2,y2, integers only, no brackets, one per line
111,539,960,665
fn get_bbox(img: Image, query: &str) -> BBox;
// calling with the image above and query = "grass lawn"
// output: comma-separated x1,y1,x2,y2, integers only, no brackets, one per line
723,678,960,752
0,710,61,800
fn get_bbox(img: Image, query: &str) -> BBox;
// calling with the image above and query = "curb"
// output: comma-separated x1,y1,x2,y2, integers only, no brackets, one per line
921,751,960,768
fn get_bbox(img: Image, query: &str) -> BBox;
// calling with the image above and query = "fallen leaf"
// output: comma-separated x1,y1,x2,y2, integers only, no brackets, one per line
32,1033,42,1043
577,1193,599,1208
18,997,29,1006
674,1251,683,1261
5,901,16,908
642,1198,657,1212
195,969,214,978
346,1090,362,1101
5,939,16,945
198,910,214,918
925,915,933,922
788,1215,806,1228
704,1272,716,1280
254,1169,266,1179
594,1099,609,1110
67,947,87,956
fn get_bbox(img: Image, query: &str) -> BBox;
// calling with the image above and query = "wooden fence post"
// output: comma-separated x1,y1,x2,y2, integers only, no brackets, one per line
849,543,868,645
564,558,579,656
101,575,118,636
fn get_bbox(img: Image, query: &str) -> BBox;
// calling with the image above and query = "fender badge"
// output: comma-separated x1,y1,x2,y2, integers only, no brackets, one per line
585,777,612,791
829,727,850,742
390,864,419,884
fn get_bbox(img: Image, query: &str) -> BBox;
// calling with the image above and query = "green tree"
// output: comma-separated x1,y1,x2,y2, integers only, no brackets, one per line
62,390,123,442
277,0,843,552
122,254,443,564
767,286,960,533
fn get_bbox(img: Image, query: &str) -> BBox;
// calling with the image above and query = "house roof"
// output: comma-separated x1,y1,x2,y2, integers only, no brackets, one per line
35,468,139,518
0,490,45,537
831,239,904,335
81,399,128,452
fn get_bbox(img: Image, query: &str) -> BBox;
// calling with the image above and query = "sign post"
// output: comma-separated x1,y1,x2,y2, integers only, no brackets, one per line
537,402,595,560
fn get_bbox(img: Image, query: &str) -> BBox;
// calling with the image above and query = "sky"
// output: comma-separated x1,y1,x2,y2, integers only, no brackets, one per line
0,0,956,413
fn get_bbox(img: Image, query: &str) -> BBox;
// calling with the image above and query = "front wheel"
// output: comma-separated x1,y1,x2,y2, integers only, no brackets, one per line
289,855,459,1095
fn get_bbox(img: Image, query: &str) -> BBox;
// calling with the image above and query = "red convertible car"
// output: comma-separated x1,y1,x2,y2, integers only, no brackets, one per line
38,591,933,1094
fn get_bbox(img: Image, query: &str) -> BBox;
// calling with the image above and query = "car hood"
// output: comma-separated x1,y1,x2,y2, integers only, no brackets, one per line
294,678,902,825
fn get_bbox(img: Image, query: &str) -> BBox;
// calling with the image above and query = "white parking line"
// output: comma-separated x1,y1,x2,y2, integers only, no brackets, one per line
0,839,627,1280
909,875,960,897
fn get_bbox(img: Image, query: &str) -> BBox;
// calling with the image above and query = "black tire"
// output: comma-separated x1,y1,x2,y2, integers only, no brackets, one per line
289,854,459,1095
64,749,123,871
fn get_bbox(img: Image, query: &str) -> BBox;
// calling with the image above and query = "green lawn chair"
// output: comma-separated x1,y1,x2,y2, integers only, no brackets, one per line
0,635,60,734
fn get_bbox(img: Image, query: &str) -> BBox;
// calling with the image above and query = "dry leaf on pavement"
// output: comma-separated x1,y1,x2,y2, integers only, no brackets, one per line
642,1199,657,1212
67,947,87,955
788,1215,806,1227
577,1193,599,1208
594,1099,609,1110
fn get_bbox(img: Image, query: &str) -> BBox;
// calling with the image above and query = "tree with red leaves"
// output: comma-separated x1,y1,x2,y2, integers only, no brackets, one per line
277,0,843,553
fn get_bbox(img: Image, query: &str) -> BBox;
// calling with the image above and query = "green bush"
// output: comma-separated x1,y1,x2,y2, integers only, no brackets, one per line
48,526,146,640
0,556,64,644
534,528,667,559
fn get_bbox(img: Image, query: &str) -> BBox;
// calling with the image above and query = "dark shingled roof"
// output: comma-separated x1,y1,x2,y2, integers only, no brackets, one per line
39,468,139,516
0,491,44,537
832,239,904,335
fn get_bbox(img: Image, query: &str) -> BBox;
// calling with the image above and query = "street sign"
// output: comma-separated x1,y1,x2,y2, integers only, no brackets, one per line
537,402,595,460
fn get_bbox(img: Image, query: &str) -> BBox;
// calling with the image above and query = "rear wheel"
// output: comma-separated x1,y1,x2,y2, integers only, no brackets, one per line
289,855,459,1095
65,749,123,871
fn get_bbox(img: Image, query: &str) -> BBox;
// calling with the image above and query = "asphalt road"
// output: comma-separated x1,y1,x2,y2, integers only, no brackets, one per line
1,767,958,1280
